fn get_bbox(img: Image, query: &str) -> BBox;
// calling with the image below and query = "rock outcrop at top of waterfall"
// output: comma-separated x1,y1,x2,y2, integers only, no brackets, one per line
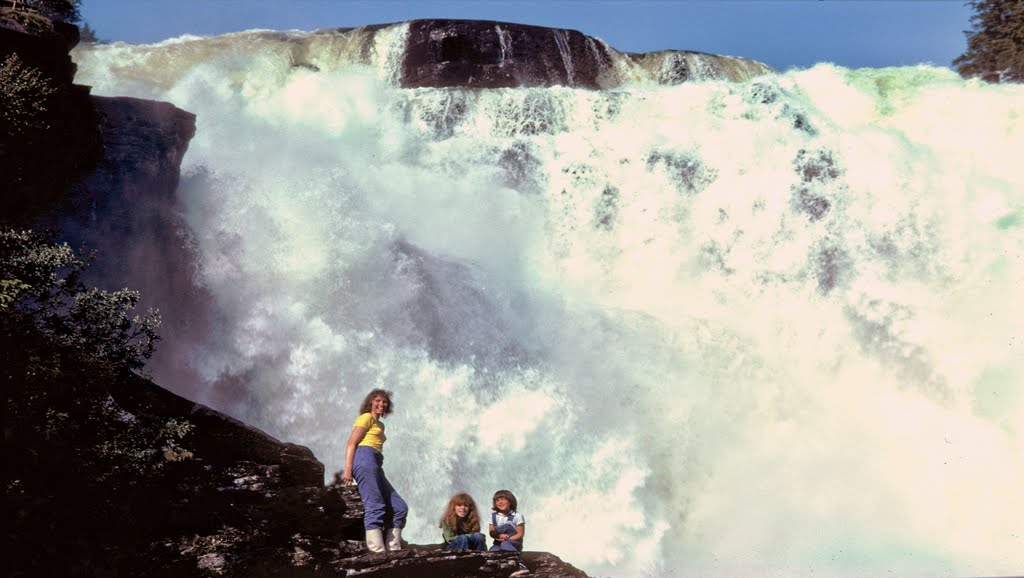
394,19,775,88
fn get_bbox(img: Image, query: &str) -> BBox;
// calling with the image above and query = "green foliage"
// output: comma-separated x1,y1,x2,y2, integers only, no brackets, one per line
1,279,31,309
1,227,161,371
93,416,196,480
0,53,59,137
954,0,1024,79
2,225,192,484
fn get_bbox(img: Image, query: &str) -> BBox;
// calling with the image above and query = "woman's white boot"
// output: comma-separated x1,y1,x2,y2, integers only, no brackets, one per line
386,527,403,551
365,528,386,553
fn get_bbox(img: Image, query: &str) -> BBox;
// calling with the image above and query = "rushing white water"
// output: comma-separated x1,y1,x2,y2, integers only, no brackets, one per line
73,28,1023,578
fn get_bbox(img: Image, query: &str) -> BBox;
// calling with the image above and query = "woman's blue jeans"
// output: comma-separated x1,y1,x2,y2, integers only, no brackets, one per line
352,446,408,530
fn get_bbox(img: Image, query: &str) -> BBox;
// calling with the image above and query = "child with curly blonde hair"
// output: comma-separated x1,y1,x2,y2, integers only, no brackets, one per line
439,492,486,551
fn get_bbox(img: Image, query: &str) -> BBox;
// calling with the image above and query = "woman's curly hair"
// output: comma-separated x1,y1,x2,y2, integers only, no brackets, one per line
358,389,394,416
439,492,481,533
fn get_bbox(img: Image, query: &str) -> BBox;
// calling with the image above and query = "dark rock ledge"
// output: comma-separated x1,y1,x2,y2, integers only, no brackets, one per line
4,360,588,577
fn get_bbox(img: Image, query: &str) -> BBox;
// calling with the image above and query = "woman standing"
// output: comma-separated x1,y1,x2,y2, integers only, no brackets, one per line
342,389,408,553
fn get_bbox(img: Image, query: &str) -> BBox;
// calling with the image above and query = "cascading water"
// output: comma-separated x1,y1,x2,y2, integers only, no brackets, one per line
72,26,1023,577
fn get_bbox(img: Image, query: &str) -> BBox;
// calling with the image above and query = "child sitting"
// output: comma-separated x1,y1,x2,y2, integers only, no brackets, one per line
487,489,525,552
439,492,486,551
488,489,529,575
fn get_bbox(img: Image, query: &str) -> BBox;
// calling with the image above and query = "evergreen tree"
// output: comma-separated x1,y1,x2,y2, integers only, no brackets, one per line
954,0,1024,80
79,21,98,43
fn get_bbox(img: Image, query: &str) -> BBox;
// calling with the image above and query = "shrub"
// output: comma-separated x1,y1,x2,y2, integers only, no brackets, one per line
0,227,161,371
0,52,59,137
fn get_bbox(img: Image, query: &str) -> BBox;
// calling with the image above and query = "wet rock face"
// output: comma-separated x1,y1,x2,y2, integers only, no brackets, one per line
86,96,197,193
48,95,211,396
401,19,613,89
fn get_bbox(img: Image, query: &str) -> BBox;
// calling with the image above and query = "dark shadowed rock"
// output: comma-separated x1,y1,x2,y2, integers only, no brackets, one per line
0,6,80,84
84,96,197,194
1,11,102,222
44,95,216,396
56,95,197,278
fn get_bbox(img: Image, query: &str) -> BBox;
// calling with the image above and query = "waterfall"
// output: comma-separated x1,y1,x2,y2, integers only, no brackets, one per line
73,31,1024,578
552,29,575,85
496,24,513,64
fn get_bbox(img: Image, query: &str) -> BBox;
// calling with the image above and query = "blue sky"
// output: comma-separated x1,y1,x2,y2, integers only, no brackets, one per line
80,0,973,71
